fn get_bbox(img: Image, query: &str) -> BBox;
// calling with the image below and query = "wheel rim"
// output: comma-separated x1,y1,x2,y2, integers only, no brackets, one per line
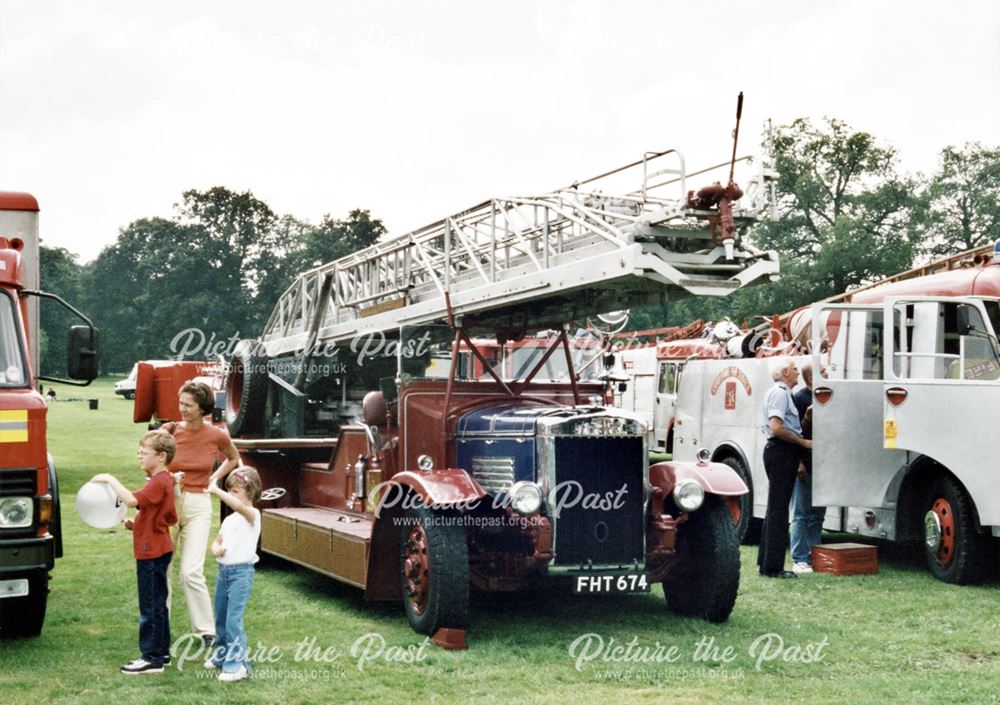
926,498,956,567
403,524,430,616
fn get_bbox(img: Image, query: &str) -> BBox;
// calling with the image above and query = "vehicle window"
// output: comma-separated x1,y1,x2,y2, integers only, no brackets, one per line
0,292,27,388
891,301,1000,381
658,362,677,394
822,309,883,380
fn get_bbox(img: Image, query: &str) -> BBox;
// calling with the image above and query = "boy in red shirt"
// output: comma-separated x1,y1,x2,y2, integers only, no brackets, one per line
93,430,178,674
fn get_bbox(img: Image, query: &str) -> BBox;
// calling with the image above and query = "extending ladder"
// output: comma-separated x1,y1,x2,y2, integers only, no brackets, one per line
262,150,780,357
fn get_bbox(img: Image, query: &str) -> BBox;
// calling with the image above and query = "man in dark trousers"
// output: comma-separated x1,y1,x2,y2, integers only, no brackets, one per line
757,357,812,578
790,363,825,573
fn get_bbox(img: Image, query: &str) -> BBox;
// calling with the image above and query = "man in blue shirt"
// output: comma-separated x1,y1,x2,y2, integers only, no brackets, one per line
757,357,812,578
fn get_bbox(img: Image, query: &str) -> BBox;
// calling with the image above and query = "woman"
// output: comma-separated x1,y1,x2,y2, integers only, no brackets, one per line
167,381,241,646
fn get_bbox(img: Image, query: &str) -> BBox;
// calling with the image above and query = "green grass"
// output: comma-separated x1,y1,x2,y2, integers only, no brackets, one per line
1,377,998,704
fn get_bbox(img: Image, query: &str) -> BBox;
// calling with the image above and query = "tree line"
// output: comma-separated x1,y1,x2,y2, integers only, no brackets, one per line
38,117,1000,374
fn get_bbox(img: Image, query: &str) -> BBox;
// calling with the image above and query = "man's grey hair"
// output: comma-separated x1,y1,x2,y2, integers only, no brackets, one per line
770,356,796,381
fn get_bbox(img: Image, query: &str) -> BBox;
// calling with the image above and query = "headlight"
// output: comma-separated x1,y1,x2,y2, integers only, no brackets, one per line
509,481,543,515
672,480,705,513
0,497,32,528
696,447,711,463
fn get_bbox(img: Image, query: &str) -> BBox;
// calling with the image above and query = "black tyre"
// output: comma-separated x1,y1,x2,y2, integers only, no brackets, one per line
923,476,992,584
662,497,740,623
718,455,760,545
226,339,268,437
399,504,469,635
0,570,48,638
125,392,135,400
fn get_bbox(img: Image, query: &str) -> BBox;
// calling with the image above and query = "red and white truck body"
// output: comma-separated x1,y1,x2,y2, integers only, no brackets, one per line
0,193,98,637
671,245,1000,582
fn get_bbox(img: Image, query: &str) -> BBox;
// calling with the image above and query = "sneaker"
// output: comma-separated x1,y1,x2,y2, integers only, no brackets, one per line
792,562,814,574
163,655,171,667
204,658,220,670
120,658,164,675
218,665,249,682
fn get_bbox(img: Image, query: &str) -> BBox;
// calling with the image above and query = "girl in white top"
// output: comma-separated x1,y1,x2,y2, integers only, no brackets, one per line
205,467,262,682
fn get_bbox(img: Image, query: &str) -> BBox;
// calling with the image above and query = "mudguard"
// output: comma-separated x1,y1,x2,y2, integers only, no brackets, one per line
649,460,748,497
379,469,487,510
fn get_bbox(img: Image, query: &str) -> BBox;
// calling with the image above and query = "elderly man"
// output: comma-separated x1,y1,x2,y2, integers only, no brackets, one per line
757,357,812,578
790,362,826,574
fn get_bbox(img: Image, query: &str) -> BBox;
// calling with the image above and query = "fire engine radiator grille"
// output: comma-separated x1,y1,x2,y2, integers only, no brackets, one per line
471,456,516,494
552,437,644,568
0,469,36,496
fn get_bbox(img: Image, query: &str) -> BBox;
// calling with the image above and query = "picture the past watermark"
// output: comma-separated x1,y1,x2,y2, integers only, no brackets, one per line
568,632,830,681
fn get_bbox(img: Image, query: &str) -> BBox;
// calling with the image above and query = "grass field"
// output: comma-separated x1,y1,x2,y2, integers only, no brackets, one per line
1,377,998,705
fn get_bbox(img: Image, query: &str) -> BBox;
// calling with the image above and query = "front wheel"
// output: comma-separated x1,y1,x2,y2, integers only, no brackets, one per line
399,505,469,635
661,497,740,623
922,476,992,584
0,570,48,638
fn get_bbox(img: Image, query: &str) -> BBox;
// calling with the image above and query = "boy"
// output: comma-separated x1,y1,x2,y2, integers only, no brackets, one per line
92,430,178,674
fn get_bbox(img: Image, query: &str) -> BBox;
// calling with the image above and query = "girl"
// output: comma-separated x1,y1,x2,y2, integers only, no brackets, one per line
204,467,262,682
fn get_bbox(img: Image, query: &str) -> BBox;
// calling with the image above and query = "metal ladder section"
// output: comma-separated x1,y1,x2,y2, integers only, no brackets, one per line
261,150,780,357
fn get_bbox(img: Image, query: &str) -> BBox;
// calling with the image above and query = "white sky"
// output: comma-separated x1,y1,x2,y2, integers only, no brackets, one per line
1,0,998,262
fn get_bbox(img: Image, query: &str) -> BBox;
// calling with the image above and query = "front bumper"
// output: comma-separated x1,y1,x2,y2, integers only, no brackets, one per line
0,535,55,574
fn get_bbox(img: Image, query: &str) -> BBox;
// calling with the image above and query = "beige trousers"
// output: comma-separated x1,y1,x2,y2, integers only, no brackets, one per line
168,491,215,637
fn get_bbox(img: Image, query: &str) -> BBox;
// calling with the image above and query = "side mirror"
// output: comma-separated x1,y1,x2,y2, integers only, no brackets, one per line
67,325,99,381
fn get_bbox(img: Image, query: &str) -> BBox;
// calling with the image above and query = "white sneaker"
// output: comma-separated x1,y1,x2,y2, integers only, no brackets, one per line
120,658,164,675
792,562,814,574
204,658,220,670
218,665,249,682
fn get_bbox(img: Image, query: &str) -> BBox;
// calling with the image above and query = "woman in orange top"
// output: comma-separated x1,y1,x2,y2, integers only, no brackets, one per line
167,381,240,646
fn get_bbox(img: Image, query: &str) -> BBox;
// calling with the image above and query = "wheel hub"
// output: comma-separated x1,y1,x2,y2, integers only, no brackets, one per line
403,525,430,616
925,498,955,567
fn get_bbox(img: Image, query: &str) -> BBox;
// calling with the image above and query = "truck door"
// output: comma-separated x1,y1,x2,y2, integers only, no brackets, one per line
882,296,1000,531
810,303,906,509
653,361,680,450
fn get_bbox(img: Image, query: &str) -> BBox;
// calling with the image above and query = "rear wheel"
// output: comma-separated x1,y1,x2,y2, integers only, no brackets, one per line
0,570,48,638
922,476,991,584
719,455,760,545
226,340,268,436
662,497,740,623
399,504,469,635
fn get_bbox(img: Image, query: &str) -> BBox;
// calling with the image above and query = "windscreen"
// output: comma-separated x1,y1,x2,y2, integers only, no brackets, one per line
0,291,27,387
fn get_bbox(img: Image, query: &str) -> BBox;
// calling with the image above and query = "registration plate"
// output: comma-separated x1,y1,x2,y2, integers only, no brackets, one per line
0,579,28,599
573,572,650,594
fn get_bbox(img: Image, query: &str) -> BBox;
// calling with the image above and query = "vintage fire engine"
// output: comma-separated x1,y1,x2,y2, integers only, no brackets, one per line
670,243,1000,583
216,124,782,643
0,193,99,637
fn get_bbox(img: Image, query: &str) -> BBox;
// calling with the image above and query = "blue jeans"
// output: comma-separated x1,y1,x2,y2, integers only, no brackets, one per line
137,552,172,666
790,471,826,564
210,563,255,674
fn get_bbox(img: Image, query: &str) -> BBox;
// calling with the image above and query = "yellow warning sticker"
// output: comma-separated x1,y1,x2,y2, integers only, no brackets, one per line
883,419,897,449
0,409,28,443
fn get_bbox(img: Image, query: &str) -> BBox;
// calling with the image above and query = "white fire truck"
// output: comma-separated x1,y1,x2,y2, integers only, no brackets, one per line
671,244,1000,583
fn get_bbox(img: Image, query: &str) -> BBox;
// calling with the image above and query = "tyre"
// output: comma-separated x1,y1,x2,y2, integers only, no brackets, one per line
661,497,740,623
399,504,469,635
125,392,135,400
718,455,760,545
0,570,48,638
225,339,268,436
922,476,992,584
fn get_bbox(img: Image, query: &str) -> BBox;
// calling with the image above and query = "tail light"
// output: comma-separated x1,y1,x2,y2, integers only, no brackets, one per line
814,386,833,405
886,387,908,407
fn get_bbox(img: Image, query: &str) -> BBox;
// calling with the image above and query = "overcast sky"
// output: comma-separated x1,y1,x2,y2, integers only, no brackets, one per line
1,1,998,262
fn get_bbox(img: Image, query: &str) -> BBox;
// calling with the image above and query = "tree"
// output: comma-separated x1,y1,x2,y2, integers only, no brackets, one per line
38,246,83,376
923,142,1000,257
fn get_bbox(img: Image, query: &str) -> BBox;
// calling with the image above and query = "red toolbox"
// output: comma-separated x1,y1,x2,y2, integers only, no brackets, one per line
812,543,878,576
